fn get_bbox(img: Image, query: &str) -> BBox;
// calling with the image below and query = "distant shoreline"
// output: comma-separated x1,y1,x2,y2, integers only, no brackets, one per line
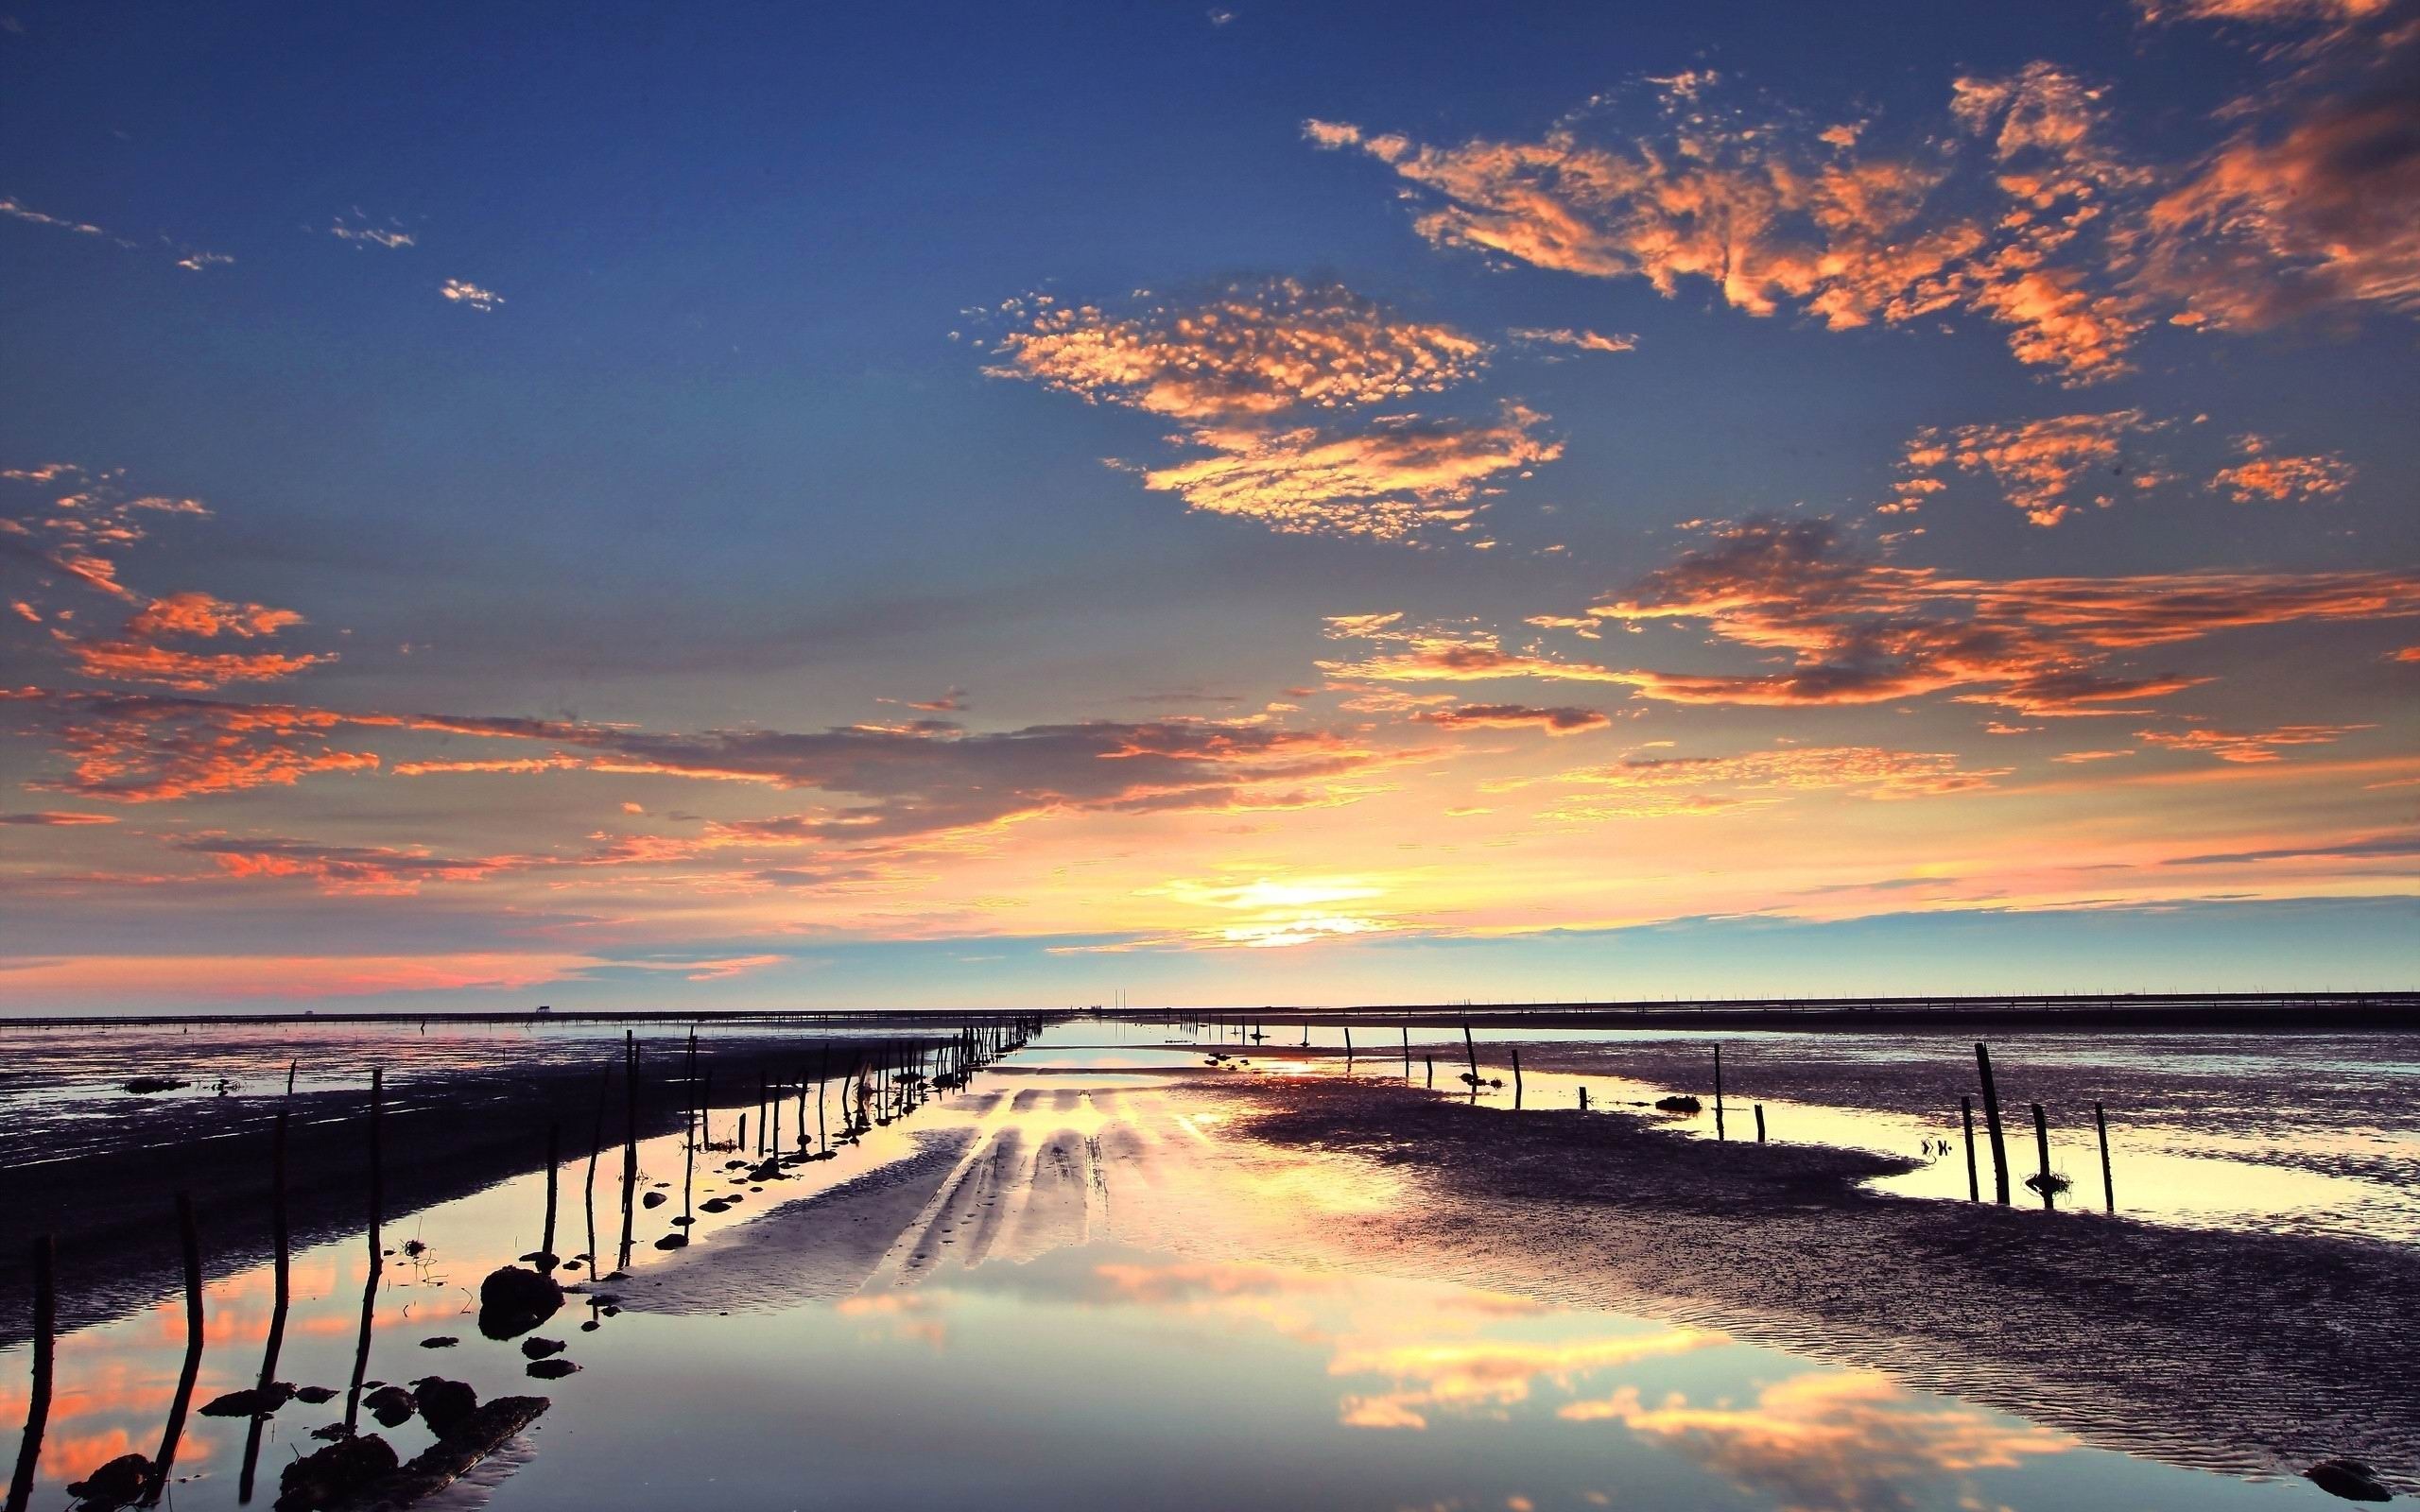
4,990,2414,1032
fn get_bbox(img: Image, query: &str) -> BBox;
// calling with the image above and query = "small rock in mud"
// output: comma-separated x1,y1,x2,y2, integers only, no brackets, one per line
525,1358,581,1380
579,1319,600,1332
520,1335,565,1359
641,1190,667,1209
412,1376,478,1436
291,1385,338,1404
275,1432,398,1512
199,1382,295,1418
653,1232,689,1249
307,1422,351,1442
66,1452,154,1505
477,1264,563,1339
361,1383,417,1427
418,1335,458,1349
518,1248,559,1267
700,1197,731,1213
1654,1094,1703,1114
120,1076,189,1095
2307,1459,2393,1503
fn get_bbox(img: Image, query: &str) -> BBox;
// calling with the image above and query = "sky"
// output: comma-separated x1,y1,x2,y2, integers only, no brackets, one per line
1,0,2414,1013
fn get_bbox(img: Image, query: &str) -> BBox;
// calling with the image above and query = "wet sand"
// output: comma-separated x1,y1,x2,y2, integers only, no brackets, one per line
1231,1075,2420,1493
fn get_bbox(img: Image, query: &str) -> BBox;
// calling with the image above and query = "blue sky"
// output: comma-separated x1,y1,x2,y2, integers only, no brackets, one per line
1,0,2413,1011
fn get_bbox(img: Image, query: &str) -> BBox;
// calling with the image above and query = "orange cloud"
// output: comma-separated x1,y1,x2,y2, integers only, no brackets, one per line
990,280,1488,419
125,592,303,639
1140,405,1559,543
1310,65,2146,382
1562,744,2011,804
2207,433,2356,502
55,632,328,691
2137,32,2420,328
2134,722,2372,762
1892,410,2160,524
1412,703,1613,735
0,810,117,825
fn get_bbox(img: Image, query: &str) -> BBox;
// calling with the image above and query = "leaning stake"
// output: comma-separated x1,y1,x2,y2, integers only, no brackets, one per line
1975,1043,2011,1205
2094,1101,2115,1213
2031,1101,2055,1211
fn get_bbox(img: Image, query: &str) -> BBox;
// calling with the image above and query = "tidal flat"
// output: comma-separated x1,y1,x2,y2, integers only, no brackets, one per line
3,1012,2414,1511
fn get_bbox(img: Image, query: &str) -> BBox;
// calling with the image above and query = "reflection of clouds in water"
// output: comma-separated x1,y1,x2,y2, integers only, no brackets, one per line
1559,1370,2069,1511
836,1293,949,1349
1331,1328,1720,1431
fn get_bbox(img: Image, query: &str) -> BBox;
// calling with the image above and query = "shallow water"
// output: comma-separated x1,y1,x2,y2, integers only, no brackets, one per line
1049,1019,2420,1246
1,1028,2403,1509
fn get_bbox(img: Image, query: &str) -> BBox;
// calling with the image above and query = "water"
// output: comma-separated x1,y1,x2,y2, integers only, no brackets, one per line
3,1022,2407,1509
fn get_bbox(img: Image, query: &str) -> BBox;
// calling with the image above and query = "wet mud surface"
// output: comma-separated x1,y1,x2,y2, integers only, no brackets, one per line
1231,1075,2420,1494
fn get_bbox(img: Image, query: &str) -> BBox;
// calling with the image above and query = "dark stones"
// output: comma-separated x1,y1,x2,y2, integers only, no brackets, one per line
2307,1460,2393,1503
275,1432,398,1512
525,1358,580,1380
199,1382,295,1417
412,1377,478,1436
1654,1095,1703,1114
292,1385,338,1403
652,1232,689,1249
477,1264,563,1339
121,1076,189,1094
419,1335,458,1349
519,1335,564,1359
362,1383,417,1428
65,1452,154,1506
699,1197,732,1213
641,1190,667,1209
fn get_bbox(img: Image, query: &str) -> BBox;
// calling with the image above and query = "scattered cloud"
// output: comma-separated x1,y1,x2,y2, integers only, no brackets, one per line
990,280,1487,420
0,811,117,826
1508,326,1637,354
1890,411,2161,525
326,209,413,249
2207,433,2356,501
441,278,503,311
1140,405,1559,542
1411,703,1613,735
2135,721,2371,762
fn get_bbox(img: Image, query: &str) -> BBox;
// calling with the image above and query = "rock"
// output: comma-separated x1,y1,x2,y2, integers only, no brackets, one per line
2307,1459,2393,1503
579,1319,600,1332
525,1358,580,1380
292,1385,338,1403
641,1190,667,1209
476,1264,563,1339
275,1432,398,1512
66,1452,153,1505
419,1335,458,1349
308,1423,351,1442
199,1382,295,1418
412,1376,478,1436
517,1249,559,1267
121,1076,189,1095
1654,1094,1703,1114
362,1383,417,1428
520,1336,565,1360
652,1232,689,1249
699,1197,731,1213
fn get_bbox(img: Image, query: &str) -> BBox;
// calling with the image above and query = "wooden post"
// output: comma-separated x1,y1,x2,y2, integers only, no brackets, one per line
1975,1044,2011,1205
1754,1104,1767,1144
1960,1096,1979,1202
1401,1024,1410,1078
686,1072,706,1227
1511,1046,1523,1109
1424,1055,1433,1088
1713,1044,1726,1143
271,1105,290,1300
540,1123,561,1268
148,1194,206,1501
584,1066,608,1273
2031,1102,2055,1211
1462,1021,1478,1087
368,1067,385,1257
5,1236,54,1512
2094,1101,2115,1214
618,1032,638,1272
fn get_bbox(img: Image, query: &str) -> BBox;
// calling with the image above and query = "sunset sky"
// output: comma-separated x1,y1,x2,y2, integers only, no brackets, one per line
2,0,2414,1013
